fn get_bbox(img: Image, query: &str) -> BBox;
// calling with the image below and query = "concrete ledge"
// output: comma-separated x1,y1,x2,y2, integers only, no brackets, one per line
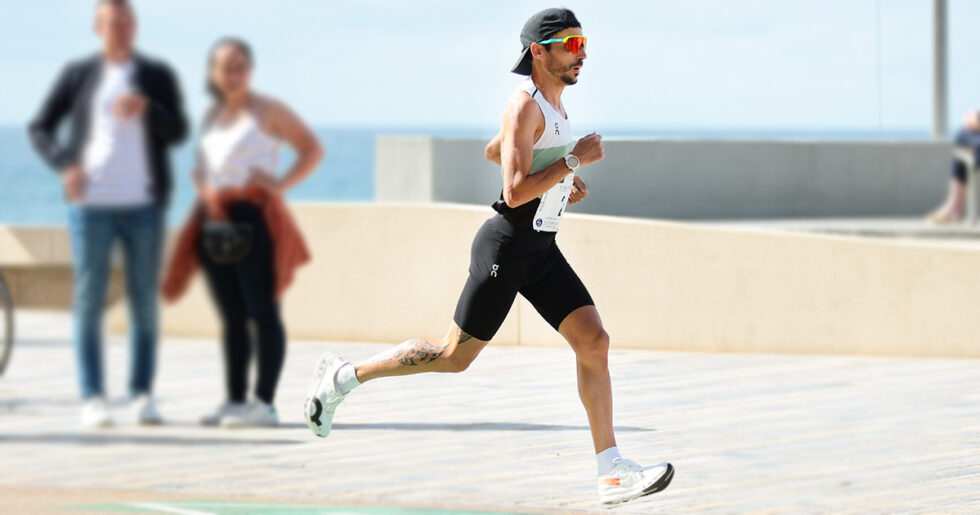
129,203,980,358
376,138,952,219
7,203,980,357
141,203,514,345
0,225,73,266
0,226,123,309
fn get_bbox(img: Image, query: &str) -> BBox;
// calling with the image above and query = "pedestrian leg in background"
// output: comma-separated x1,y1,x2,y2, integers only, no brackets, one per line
117,205,164,425
68,207,116,428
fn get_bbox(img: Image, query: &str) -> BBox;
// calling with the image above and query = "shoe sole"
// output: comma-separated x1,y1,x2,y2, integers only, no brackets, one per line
601,463,674,505
304,353,337,438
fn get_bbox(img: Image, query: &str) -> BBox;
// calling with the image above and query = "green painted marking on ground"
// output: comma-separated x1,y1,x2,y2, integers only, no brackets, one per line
70,500,540,515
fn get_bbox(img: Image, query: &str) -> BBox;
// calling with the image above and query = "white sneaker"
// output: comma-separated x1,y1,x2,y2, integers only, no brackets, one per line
200,402,247,426
220,401,279,428
598,458,674,505
80,397,112,429
304,353,350,438
132,394,163,426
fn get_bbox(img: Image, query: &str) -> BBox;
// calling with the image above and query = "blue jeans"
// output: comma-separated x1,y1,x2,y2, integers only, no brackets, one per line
68,204,164,400
951,128,980,183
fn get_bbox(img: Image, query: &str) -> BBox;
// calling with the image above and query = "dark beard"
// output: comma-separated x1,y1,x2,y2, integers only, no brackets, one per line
549,59,583,85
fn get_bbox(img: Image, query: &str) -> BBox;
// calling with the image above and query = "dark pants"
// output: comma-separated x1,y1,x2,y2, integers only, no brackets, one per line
198,202,285,404
951,128,980,183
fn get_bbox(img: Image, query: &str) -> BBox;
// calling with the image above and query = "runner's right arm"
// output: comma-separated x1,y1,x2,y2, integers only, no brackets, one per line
500,91,604,208
498,91,604,207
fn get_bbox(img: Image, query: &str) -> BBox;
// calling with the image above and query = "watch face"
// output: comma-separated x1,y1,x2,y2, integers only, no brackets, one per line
566,155,580,168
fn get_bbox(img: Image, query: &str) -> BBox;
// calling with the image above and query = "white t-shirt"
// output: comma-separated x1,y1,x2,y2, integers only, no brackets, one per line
80,59,152,206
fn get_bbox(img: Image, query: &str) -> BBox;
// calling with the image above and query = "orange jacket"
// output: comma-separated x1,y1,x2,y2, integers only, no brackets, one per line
162,186,311,302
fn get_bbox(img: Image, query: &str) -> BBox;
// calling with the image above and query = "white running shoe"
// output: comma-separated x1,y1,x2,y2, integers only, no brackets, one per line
132,394,163,426
597,458,674,505
304,353,350,438
81,397,112,429
220,401,279,428
200,401,246,426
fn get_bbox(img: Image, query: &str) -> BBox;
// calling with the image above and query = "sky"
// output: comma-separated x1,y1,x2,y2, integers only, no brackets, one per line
2,0,980,133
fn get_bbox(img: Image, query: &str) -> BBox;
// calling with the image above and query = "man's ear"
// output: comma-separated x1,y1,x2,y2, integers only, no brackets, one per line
530,42,545,59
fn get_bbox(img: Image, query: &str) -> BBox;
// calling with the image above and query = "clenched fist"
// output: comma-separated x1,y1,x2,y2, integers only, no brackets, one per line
571,132,605,167
568,176,589,205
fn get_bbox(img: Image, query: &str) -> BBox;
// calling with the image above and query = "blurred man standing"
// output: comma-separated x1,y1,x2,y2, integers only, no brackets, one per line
28,0,187,428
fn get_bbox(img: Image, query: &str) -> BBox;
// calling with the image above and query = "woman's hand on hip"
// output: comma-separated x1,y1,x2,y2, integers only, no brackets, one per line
249,168,285,195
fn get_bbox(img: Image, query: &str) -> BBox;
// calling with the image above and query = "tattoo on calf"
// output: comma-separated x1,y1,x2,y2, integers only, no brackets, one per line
456,328,474,344
392,338,445,366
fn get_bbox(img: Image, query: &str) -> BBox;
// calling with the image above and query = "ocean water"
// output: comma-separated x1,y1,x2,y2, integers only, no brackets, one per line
0,127,362,225
0,125,495,226
0,125,931,226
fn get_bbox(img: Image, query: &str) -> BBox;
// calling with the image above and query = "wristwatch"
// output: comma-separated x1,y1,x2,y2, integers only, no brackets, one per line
563,153,580,172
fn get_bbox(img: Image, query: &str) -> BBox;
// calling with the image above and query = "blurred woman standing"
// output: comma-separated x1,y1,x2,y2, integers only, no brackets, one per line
163,37,323,427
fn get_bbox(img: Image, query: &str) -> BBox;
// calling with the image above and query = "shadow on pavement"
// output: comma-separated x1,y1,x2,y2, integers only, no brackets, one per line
320,421,655,432
0,433,302,446
4,338,72,348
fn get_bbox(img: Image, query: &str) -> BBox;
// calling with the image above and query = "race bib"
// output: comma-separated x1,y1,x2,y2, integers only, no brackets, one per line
532,172,575,232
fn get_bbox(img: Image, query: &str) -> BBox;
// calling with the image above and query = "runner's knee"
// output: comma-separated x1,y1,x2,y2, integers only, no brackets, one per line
439,338,477,373
442,348,475,373
447,355,474,373
575,328,609,363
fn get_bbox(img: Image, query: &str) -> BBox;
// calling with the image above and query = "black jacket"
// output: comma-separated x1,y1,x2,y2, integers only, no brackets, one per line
27,52,188,207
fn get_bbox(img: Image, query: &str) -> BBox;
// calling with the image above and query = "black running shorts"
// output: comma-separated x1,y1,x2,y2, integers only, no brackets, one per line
453,213,594,341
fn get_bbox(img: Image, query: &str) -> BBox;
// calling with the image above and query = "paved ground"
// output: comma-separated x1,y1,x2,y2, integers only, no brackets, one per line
1,311,980,514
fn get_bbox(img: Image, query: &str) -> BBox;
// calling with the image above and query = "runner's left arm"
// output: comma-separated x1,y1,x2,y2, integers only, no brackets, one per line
568,176,589,205
485,132,503,165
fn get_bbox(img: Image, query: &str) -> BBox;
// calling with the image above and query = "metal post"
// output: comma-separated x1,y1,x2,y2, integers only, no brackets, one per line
933,0,948,139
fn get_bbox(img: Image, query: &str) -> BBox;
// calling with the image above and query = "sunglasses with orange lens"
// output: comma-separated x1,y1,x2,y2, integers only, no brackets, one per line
536,35,586,54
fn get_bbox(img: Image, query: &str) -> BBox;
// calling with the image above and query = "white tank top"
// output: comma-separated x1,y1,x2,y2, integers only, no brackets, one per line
519,79,576,232
520,79,575,170
200,106,281,189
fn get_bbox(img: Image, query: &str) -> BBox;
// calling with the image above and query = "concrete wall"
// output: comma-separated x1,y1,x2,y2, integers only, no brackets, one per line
0,226,125,309
8,202,980,358
93,203,980,358
376,138,952,219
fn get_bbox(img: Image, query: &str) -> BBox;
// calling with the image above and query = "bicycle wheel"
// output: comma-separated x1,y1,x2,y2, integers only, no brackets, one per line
0,271,13,376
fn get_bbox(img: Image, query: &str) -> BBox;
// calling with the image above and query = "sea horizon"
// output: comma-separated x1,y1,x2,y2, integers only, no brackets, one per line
0,124,940,226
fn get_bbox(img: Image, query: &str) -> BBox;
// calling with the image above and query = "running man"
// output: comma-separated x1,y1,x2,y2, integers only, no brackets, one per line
305,8,673,505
